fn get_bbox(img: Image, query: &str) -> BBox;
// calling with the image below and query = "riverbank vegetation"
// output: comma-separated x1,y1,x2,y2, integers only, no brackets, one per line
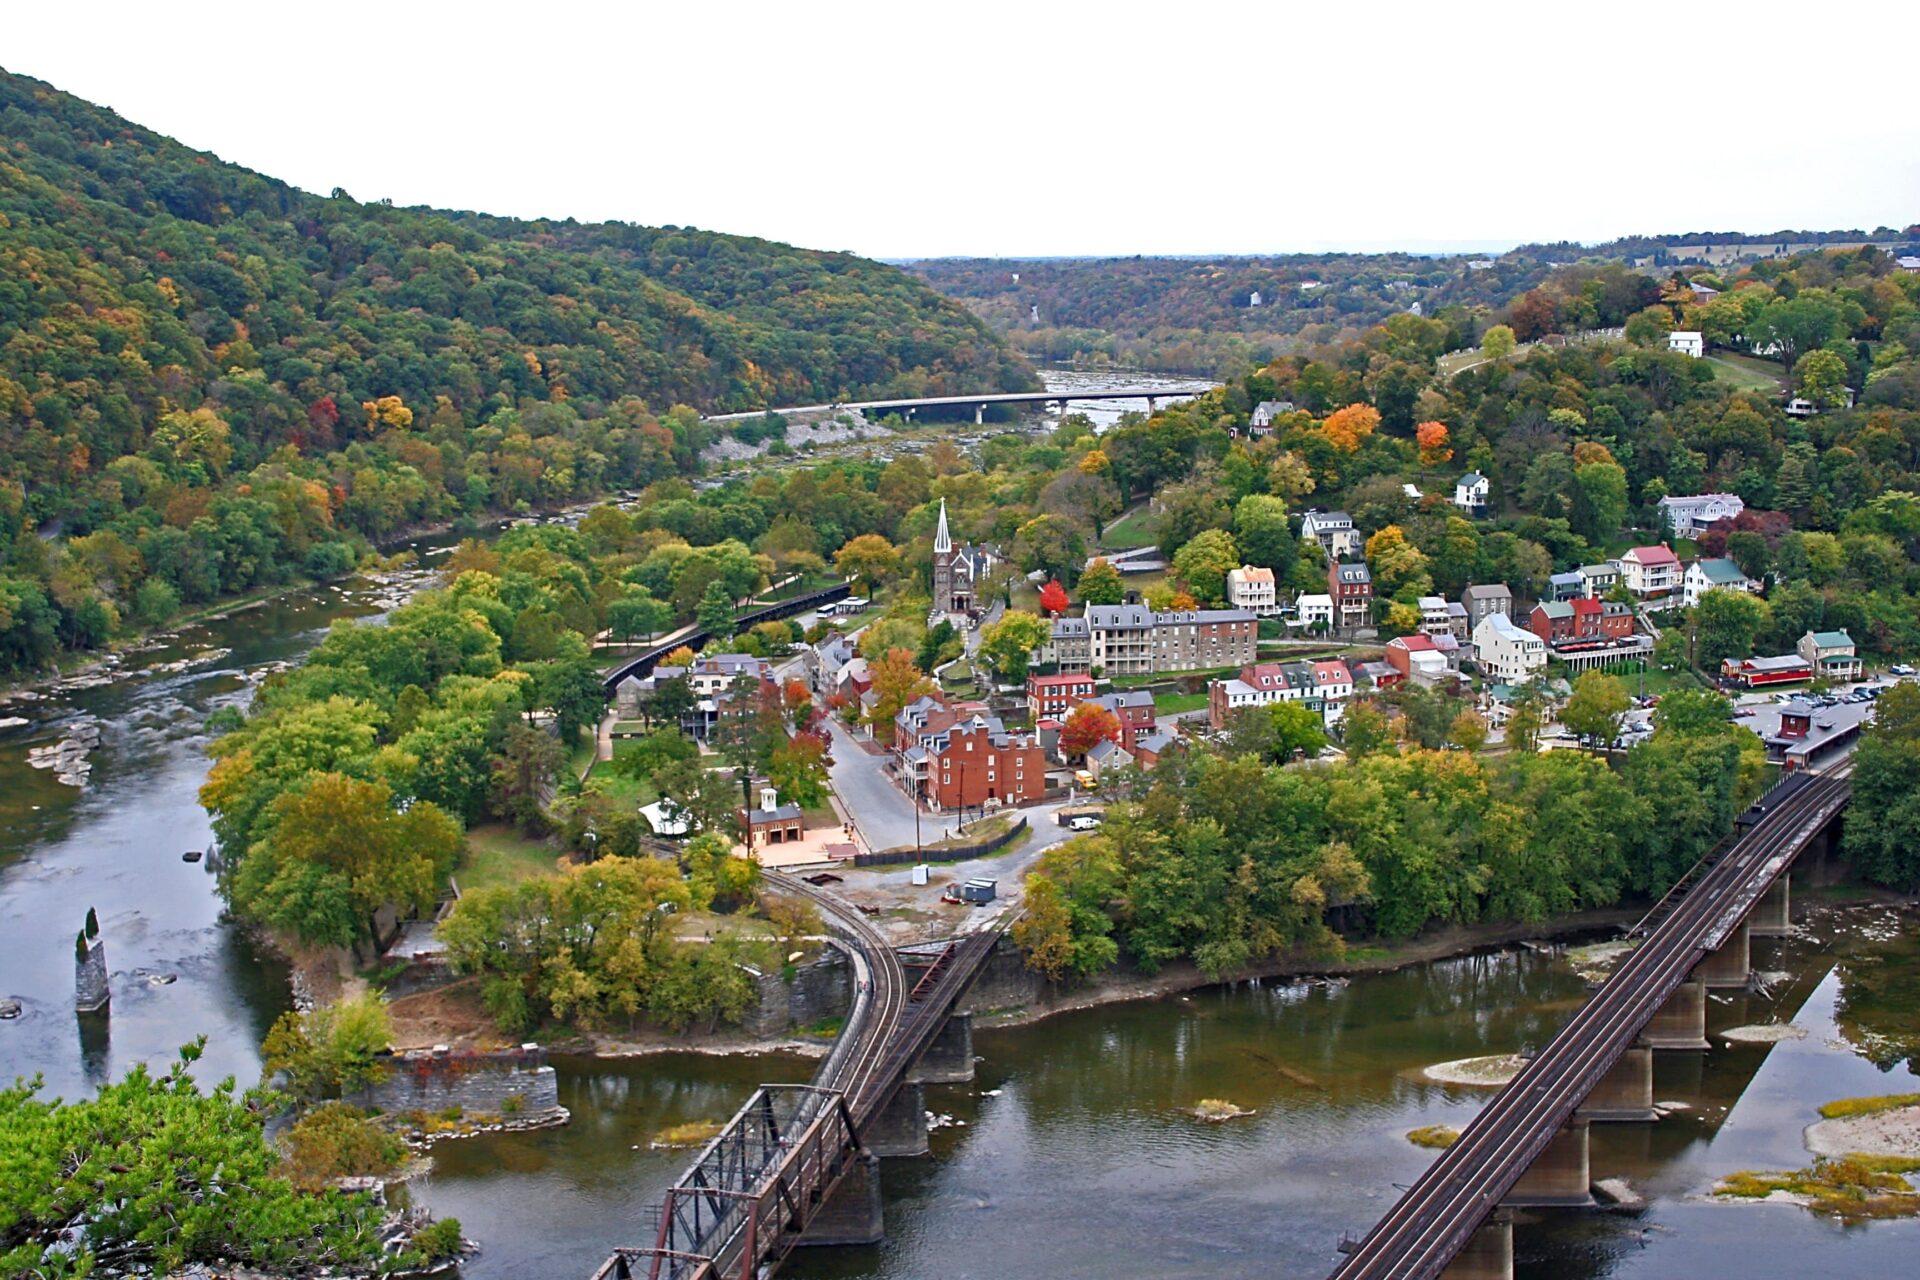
0,67,1033,678
1013,703,1763,983
0,1040,458,1277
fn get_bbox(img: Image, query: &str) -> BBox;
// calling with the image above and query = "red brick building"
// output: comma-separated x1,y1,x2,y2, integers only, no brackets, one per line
1027,673,1097,724
1530,598,1635,648
1088,690,1156,751
893,694,990,754
924,718,1047,811
1328,561,1373,630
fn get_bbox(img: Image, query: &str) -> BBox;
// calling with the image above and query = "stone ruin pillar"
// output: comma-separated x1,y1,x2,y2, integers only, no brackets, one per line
75,907,109,1014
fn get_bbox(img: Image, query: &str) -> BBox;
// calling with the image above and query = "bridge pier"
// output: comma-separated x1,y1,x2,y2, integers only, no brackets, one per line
909,1013,974,1085
1638,978,1709,1050
1749,877,1792,937
1439,1213,1513,1280
1694,919,1751,989
865,1081,929,1157
975,404,985,425
1502,1119,1592,1208
1146,395,1158,412
795,1152,885,1247
1577,1046,1656,1122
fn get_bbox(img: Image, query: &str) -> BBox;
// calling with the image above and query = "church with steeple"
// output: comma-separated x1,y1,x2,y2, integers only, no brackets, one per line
931,498,996,619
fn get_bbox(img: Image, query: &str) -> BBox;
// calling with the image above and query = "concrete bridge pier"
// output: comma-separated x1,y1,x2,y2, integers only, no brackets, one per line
1439,1213,1513,1280
1502,1119,1592,1207
796,1152,884,1247
1578,1046,1656,1122
1146,395,1158,412
1749,877,1792,937
1694,919,1751,989
975,404,985,425
1638,978,1709,1050
865,1081,929,1157
908,1013,974,1085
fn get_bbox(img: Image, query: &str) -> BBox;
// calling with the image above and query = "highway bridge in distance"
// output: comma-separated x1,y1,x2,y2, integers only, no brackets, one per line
591,873,1003,1280
702,383,1215,424
1327,764,1853,1280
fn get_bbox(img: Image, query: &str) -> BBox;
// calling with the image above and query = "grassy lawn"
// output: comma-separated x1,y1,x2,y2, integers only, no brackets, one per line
459,823,562,891
1154,691,1210,715
583,763,659,810
1098,506,1159,551
1705,351,1787,392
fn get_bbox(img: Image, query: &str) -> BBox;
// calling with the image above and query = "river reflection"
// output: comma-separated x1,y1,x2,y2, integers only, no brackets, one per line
0,560,450,1096
411,908,1920,1280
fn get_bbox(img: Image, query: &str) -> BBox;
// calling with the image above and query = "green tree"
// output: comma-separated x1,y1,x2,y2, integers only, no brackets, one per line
1172,528,1239,605
0,1041,427,1278
696,579,737,634
1561,671,1629,750
1480,324,1517,361
832,533,901,594
1843,684,1920,889
229,773,461,950
1692,588,1771,667
1233,494,1296,574
1794,348,1851,408
261,993,396,1098
978,610,1051,685
1078,558,1125,606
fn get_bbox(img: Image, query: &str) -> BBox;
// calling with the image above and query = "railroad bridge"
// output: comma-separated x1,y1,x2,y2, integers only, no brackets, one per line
591,872,1001,1280
599,583,852,695
1328,765,1853,1280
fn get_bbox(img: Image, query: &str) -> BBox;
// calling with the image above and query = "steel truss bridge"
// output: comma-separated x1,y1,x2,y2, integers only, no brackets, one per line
591,875,1001,1280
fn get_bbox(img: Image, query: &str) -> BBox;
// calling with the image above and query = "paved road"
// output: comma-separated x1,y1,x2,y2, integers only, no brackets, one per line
823,716,924,851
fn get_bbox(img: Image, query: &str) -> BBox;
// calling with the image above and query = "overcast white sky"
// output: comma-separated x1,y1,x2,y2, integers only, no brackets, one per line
9,1,1916,260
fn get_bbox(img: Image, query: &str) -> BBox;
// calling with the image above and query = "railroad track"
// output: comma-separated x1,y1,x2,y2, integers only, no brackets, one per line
1330,764,1852,1280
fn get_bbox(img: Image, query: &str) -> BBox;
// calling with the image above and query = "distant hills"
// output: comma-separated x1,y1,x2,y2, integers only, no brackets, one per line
0,66,1033,503
910,227,1917,377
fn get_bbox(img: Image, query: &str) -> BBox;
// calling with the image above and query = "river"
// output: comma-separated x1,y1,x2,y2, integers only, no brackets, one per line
2,373,1915,1279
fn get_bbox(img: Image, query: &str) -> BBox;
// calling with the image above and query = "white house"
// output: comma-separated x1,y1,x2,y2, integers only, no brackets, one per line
1294,593,1335,632
1452,471,1490,514
1473,613,1548,684
1299,510,1360,558
1681,557,1758,607
1418,596,1452,637
1226,565,1280,616
1668,330,1705,358
1249,400,1295,437
1656,492,1744,539
1612,544,1682,598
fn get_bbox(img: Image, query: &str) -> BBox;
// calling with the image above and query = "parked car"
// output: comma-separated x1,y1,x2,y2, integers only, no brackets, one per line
1890,664,1916,676
1066,814,1102,832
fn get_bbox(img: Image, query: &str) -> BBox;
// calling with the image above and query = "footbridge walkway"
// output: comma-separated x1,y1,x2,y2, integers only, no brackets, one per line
1328,764,1852,1280
590,872,1002,1280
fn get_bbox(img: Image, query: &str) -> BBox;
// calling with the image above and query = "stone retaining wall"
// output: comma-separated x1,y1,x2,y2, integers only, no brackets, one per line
739,945,854,1039
349,1045,562,1120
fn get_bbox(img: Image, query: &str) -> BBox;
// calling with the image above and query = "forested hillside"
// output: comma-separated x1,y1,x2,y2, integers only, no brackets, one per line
0,68,1031,674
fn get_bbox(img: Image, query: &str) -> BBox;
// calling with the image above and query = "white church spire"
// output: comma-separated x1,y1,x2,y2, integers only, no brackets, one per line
933,497,952,554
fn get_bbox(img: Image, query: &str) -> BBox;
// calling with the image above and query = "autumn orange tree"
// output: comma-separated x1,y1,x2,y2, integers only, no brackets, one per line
1039,580,1070,615
1059,702,1123,760
864,647,936,730
1321,403,1380,453
1415,420,1452,468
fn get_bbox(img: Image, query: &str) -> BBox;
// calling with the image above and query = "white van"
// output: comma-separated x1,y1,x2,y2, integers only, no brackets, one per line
1066,814,1102,832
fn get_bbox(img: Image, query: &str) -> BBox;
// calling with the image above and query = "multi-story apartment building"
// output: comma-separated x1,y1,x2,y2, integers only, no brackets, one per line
1328,561,1373,631
1043,605,1257,675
